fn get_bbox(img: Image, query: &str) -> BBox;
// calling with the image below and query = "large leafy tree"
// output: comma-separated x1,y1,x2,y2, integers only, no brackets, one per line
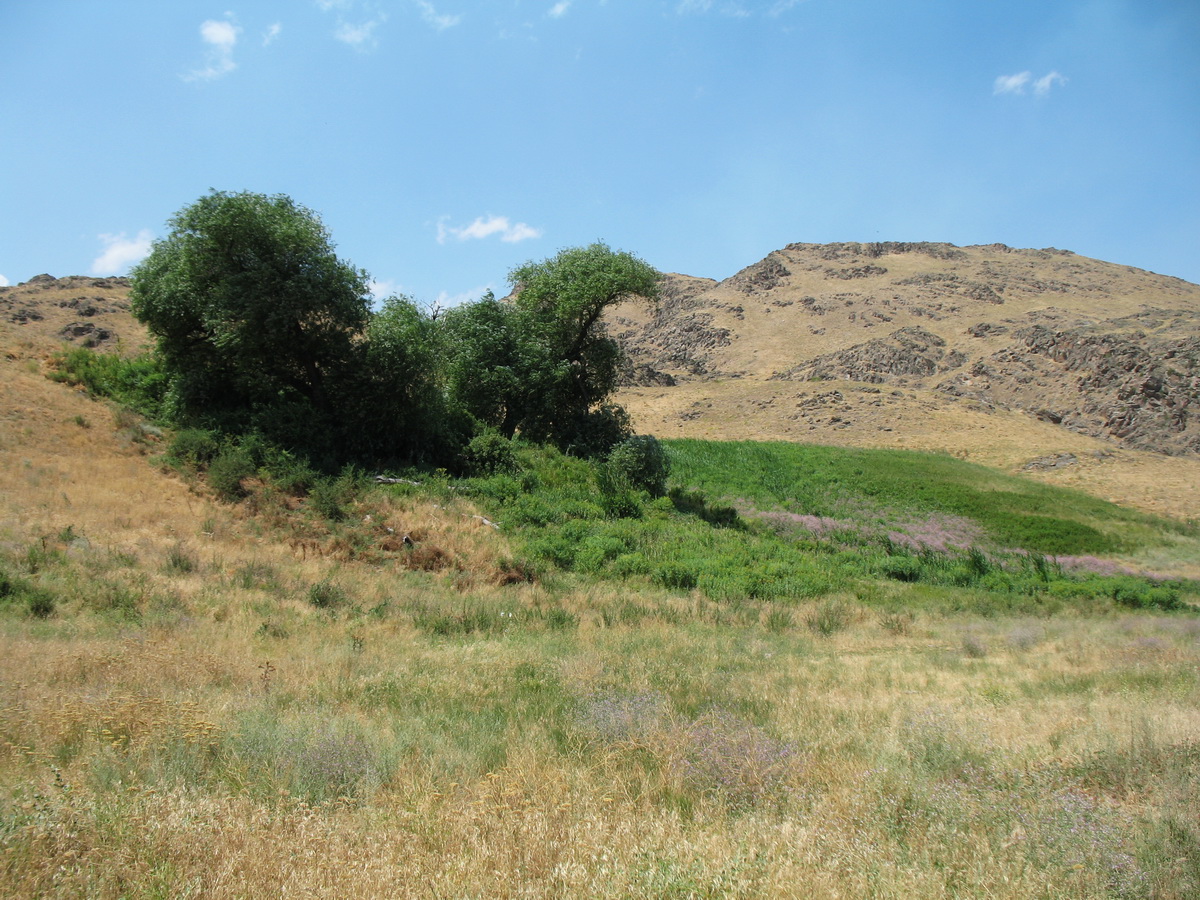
440,291,539,439
129,190,371,444
356,295,462,463
508,242,660,452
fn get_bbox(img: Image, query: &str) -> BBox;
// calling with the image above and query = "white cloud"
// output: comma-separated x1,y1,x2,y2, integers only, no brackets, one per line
317,1,390,49
437,215,543,244
201,19,239,50
335,19,382,48
548,1,571,18
1034,70,1067,95
502,222,542,243
184,17,241,81
0,274,9,287
91,230,154,276
993,71,1032,95
995,70,1066,96
415,1,462,30
263,22,282,46
368,279,399,300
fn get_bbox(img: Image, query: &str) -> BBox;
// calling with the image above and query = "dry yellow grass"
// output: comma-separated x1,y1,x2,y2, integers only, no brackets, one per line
3,592,1198,897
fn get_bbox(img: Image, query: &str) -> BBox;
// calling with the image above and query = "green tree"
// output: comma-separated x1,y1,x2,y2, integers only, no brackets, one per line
440,291,532,438
506,242,660,453
356,295,461,463
129,190,371,449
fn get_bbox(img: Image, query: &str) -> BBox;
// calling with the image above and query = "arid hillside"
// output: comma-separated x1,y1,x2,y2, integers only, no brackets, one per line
609,242,1200,520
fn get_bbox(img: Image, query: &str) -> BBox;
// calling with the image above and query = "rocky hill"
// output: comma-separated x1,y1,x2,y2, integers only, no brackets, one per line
0,274,145,355
608,242,1200,519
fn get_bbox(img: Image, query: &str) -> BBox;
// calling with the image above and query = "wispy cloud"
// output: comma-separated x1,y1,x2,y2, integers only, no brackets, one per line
0,274,9,287
548,1,571,18
437,215,543,244
91,230,154,276
368,279,401,301
335,18,383,49
184,17,241,81
994,69,1066,96
263,22,283,46
415,1,462,31
317,1,389,50
1034,70,1067,95
993,71,1031,95
676,0,752,16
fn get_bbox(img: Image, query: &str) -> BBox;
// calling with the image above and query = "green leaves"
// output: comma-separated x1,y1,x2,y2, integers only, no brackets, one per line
497,242,660,453
129,189,660,467
130,190,370,431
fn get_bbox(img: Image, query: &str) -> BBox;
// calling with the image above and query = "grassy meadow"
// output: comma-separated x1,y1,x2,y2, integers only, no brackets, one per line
1,377,1199,896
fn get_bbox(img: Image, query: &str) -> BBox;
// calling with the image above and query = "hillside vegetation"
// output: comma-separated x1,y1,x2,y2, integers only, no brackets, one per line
1,202,1199,897
3,352,1200,896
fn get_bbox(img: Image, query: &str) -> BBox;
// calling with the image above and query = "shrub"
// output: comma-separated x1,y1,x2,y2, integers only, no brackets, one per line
1109,578,1183,611
169,428,221,469
0,569,55,618
308,580,347,610
207,446,256,501
308,478,348,521
879,556,922,583
674,711,796,811
653,564,698,592
50,347,167,418
607,434,670,498
164,542,198,575
597,478,643,520
806,598,854,635
308,467,368,521
26,589,56,619
961,631,989,658
462,432,519,476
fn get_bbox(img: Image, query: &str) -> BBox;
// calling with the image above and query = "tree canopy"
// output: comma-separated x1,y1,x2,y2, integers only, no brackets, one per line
506,243,659,452
130,190,371,445
131,191,661,469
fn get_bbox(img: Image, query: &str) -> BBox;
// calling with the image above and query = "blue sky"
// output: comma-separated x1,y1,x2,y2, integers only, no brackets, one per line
2,0,1198,304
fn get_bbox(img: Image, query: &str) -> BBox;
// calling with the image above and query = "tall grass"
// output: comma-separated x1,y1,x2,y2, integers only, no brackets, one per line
665,438,1182,555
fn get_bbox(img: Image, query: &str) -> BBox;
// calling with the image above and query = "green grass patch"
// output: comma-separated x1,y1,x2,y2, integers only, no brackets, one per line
664,439,1176,556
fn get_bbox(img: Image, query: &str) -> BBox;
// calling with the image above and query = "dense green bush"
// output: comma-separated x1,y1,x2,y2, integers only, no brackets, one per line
607,434,670,498
207,446,256,501
51,347,168,419
168,428,221,469
462,432,520,476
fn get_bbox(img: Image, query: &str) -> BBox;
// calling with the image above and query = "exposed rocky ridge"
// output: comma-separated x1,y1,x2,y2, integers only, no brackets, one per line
0,274,142,352
775,327,968,384
608,241,1200,457
940,326,1200,454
